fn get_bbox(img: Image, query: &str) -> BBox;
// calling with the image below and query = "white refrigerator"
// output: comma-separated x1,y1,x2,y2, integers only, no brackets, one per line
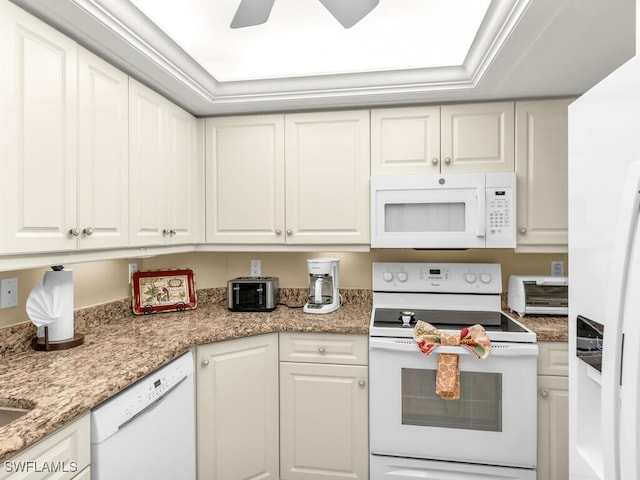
569,54,640,479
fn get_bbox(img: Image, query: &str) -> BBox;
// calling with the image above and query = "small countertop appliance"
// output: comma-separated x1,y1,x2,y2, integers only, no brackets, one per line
507,275,568,316
303,258,340,314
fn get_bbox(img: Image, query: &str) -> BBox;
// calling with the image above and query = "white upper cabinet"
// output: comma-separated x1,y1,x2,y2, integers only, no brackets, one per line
515,99,571,251
371,106,441,175
0,1,78,254
371,102,515,175
284,110,370,245
129,78,201,247
77,47,129,249
205,110,370,246
205,115,285,244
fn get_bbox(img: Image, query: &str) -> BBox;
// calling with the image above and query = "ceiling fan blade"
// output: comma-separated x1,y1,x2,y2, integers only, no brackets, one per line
318,0,379,28
230,0,276,28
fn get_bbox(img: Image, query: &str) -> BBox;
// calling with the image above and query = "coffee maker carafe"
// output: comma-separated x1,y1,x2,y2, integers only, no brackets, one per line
303,258,340,314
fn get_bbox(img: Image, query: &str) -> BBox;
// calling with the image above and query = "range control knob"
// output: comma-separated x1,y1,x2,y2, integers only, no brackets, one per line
397,272,408,282
382,272,394,282
465,273,477,284
480,273,492,284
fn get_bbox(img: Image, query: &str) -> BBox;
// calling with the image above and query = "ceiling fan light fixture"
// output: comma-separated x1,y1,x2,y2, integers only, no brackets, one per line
318,0,380,28
230,0,276,28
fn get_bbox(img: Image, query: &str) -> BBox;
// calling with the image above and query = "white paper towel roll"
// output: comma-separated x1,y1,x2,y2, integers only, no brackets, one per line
26,268,74,341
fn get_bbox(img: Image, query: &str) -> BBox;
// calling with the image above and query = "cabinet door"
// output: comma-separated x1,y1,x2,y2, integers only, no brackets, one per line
285,110,370,244
0,1,78,254
441,102,515,173
0,413,90,480
166,103,201,244
516,99,571,250
280,362,369,480
77,47,129,249
197,334,279,480
128,78,167,247
205,115,285,244
371,106,441,175
537,375,569,480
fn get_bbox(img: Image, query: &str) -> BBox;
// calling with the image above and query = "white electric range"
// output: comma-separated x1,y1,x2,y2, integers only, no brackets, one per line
369,262,538,480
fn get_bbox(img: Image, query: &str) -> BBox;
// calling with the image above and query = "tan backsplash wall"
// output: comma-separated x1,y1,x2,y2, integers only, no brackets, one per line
0,250,567,328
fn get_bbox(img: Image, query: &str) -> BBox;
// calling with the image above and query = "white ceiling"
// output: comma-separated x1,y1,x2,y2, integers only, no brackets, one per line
128,0,493,82
10,0,636,116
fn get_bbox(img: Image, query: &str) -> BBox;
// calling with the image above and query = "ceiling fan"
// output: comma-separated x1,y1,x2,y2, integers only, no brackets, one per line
230,0,380,29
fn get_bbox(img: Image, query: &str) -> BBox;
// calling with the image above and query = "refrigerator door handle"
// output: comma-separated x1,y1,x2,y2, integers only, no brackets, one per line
602,161,640,480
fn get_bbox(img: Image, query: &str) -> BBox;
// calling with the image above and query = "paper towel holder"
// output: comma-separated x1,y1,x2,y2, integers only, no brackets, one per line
32,326,84,351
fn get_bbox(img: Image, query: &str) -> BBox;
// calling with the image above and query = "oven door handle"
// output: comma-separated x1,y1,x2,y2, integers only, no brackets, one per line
369,337,538,357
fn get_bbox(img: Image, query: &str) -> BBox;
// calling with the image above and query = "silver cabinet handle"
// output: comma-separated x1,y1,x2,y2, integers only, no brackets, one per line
201,359,210,367
540,390,548,398
444,157,452,164
432,158,439,165
286,229,293,236
69,228,80,237
318,347,326,353
162,229,170,236
169,229,177,235
83,227,94,236
358,380,366,387
275,229,282,235
519,227,527,234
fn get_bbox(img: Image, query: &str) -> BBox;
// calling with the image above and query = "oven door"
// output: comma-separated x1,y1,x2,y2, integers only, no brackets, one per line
369,337,538,468
371,174,486,249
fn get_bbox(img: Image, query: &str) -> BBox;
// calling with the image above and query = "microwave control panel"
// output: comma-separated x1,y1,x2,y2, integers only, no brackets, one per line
486,186,515,247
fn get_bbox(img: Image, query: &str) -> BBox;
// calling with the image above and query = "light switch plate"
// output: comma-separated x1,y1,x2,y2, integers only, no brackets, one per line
0,278,18,309
551,261,564,277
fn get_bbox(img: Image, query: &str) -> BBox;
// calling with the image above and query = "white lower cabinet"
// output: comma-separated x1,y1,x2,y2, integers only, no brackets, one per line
279,333,369,480
196,334,279,480
537,342,569,480
0,413,90,480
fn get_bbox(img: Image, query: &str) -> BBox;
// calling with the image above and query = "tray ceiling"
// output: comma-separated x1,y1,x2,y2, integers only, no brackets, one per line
9,0,636,115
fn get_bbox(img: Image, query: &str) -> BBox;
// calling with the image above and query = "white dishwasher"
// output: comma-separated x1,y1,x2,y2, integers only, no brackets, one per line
91,351,196,480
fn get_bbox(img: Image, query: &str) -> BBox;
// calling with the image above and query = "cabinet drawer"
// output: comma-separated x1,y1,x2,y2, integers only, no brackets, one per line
279,333,368,365
537,342,568,376
0,413,90,480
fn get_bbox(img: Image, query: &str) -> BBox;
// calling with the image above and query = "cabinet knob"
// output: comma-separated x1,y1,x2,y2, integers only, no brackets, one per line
540,390,548,398
275,229,282,235
162,229,170,236
432,158,439,165
318,347,326,354
201,359,210,367
444,157,452,164
83,227,94,236
358,380,366,387
286,229,293,236
169,229,177,236
519,227,527,235
69,228,80,237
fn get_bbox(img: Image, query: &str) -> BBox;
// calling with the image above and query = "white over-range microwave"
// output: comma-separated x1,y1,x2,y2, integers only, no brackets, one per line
370,172,516,249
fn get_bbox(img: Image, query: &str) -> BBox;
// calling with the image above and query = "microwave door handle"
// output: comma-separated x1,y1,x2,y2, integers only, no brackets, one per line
476,188,486,237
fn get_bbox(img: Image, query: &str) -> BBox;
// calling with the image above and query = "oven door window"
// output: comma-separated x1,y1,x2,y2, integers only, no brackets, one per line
402,368,502,432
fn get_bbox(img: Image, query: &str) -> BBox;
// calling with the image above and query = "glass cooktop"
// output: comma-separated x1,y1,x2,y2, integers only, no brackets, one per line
370,308,534,342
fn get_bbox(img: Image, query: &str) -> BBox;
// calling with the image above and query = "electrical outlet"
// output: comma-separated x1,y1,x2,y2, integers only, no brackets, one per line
0,278,18,309
551,261,564,277
250,260,261,277
129,263,138,284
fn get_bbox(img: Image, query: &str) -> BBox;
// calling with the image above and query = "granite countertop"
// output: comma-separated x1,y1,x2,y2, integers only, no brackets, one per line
0,288,567,463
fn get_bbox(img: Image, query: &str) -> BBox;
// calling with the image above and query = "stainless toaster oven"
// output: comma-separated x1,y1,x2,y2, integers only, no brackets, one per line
228,277,279,312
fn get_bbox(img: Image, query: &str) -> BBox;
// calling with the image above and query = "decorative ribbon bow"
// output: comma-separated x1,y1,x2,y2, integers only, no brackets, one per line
413,320,491,400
